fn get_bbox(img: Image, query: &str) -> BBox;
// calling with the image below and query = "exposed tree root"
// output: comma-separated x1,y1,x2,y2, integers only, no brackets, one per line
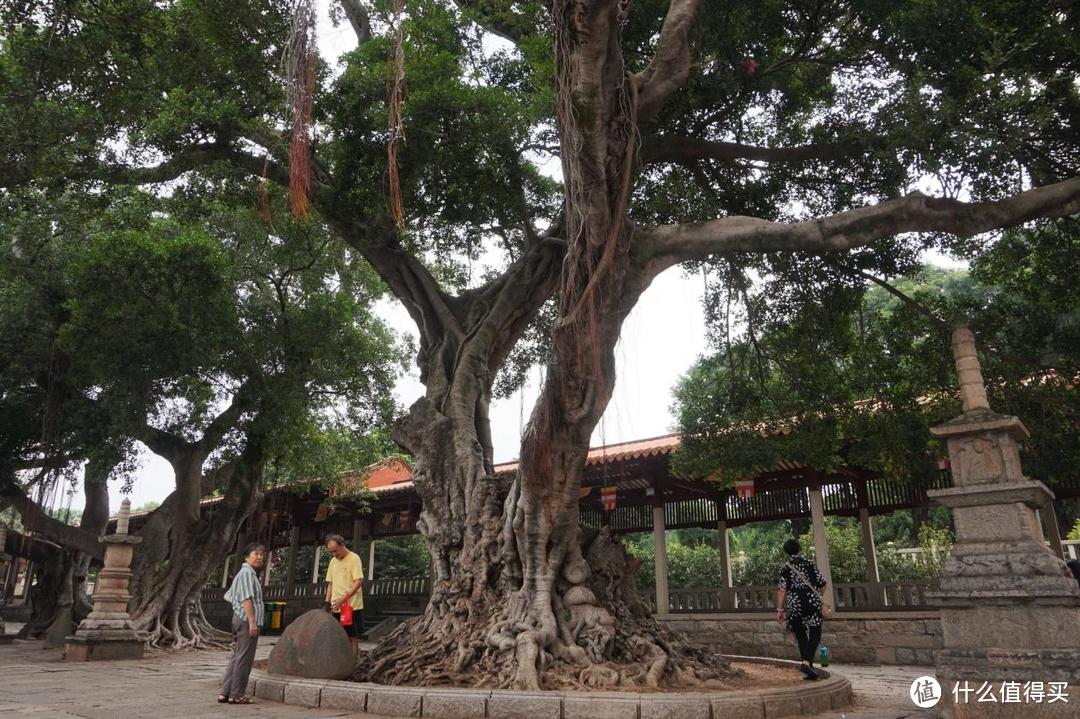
355,529,735,691
136,588,232,650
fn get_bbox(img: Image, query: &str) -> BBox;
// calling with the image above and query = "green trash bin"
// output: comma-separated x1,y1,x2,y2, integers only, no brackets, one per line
261,602,273,631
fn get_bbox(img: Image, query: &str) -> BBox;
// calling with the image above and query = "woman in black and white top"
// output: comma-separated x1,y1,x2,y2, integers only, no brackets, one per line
775,538,828,680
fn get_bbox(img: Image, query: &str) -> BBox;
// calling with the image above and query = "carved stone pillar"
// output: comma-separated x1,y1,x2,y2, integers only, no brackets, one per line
64,499,144,661
928,326,1080,717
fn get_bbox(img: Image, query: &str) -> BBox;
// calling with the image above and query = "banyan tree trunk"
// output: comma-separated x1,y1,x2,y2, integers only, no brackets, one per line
358,1,730,690
128,440,265,648
15,545,73,640
17,458,113,641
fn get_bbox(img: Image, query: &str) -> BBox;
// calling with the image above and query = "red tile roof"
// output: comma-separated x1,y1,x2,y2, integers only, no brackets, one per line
360,434,681,496
337,456,413,495
491,433,680,475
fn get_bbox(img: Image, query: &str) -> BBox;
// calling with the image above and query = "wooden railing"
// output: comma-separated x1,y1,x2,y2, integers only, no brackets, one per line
657,580,934,614
201,576,431,604
1064,539,1080,561
367,575,430,596
202,576,932,614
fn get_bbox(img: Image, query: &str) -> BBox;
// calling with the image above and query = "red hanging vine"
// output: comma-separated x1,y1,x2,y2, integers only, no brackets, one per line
285,0,317,220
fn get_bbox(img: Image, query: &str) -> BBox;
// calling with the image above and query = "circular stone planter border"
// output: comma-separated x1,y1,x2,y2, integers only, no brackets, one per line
247,656,852,719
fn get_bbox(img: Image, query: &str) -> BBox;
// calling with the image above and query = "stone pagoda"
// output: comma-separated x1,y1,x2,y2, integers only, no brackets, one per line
64,498,144,661
928,326,1080,717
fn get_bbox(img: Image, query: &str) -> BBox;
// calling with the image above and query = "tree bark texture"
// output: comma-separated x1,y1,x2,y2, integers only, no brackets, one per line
127,437,266,648
358,0,729,691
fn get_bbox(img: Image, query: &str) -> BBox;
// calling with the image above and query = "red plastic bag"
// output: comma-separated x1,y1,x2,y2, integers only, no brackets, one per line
339,602,353,627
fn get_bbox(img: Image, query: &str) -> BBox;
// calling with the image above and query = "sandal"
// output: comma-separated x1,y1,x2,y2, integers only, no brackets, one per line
228,697,255,704
217,695,228,703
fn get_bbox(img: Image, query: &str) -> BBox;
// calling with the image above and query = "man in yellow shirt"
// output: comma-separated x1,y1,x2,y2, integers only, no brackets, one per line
323,534,364,659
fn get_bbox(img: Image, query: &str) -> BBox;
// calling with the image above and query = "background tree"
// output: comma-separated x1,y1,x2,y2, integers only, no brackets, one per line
673,224,1080,504
0,178,404,645
3,0,1079,687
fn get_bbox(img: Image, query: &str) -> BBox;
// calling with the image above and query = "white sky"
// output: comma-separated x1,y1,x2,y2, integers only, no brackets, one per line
69,3,964,514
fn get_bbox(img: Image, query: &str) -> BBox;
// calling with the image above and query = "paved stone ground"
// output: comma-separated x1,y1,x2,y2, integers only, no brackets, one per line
0,623,934,718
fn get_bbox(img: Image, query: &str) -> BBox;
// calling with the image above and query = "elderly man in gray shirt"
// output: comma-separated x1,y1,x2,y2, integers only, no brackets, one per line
218,543,266,704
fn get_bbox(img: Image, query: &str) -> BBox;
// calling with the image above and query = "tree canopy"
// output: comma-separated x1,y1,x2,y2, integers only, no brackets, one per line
2,0,1079,685
673,220,1080,489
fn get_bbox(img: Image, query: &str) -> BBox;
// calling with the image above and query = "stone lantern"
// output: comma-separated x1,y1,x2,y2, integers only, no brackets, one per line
927,326,1080,717
64,498,144,661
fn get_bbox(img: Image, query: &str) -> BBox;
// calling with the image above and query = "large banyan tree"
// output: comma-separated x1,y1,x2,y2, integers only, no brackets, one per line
3,0,1079,689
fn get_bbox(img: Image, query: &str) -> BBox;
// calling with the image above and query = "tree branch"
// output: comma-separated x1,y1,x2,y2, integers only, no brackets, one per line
640,136,848,167
633,0,701,123
339,0,372,43
133,423,191,464
453,0,527,43
196,385,253,454
0,481,104,561
634,177,1080,279
1,141,299,196
856,271,950,331
1,143,235,189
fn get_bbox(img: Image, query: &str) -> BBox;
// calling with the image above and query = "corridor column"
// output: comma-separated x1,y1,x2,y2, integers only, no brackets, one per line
262,549,273,585
855,481,881,608
808,481,835,612
285,525,300,593
219,556,231,588
0,522,10,643
715,496,732,609
652,492,670,616
311,545,321,583
367,533,376,581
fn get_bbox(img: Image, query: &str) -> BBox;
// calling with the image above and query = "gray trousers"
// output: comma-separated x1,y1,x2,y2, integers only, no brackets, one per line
221,614,259,700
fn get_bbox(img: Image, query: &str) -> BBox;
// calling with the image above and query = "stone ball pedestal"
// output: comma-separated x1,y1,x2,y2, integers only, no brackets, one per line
64,499,145,662
926,328,1080,717
268,609,354,680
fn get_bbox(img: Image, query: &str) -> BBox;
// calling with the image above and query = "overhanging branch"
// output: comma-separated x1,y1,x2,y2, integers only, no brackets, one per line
0,481,104,561
641,136,848,167
635,177,1080,278
1,141,296,194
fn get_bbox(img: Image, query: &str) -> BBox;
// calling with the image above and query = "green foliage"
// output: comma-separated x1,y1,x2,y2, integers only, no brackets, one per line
3,1,1079,537
370,535,431,579
674,243,1080,492
1067,520,1080,542
0,176,405,498
872,508,952,546
267,534,430,585
626,534,726,595
625,515,951,594
877,525,954,585
4,0,1074,407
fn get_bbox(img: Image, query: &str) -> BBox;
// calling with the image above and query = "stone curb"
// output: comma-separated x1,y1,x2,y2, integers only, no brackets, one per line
248,656,852,719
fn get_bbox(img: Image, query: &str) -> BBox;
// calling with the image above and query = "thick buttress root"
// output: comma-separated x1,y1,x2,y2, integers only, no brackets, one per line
137,595,232,650
356,530,736,690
